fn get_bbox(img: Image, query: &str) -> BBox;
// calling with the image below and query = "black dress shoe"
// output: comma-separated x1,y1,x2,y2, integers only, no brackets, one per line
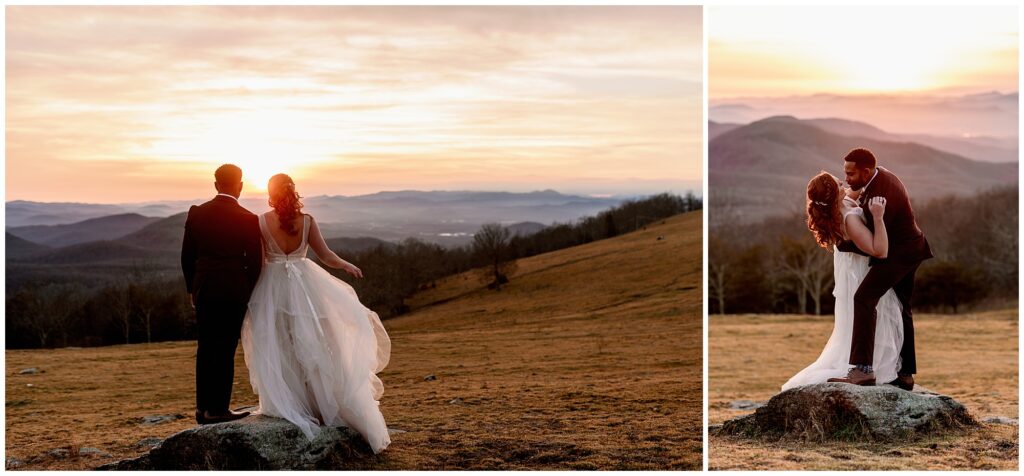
197,409,250,424
888,374,915,391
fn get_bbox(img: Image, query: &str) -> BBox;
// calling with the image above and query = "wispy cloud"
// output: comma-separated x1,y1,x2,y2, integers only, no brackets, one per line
6,6,702,202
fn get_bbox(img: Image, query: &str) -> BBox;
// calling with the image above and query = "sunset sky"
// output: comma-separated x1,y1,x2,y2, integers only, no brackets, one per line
6,6,702,203
710,6,1018,98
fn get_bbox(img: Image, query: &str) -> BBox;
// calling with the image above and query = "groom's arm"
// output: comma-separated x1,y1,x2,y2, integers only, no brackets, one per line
181,206,198,294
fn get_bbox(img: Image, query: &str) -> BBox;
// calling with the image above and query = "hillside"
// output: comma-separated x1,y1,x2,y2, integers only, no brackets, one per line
323,236,392,254
709,116,1017,222
7,214,161,248
709,120,741,140
5,215,187,286
4,211,703,470
115,213,188,251
5,233,51,260
21,241,167,266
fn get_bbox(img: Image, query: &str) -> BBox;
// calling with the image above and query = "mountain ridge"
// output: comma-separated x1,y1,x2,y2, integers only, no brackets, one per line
6,190,626,228
709,116,1017,222
7,213,161,248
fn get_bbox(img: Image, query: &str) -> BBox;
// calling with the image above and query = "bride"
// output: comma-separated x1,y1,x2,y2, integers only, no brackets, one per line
782,171,903,391
241,173,392,453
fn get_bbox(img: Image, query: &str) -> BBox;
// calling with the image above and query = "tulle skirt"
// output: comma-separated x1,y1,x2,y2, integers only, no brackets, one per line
241,257,391,453
781,249,903,391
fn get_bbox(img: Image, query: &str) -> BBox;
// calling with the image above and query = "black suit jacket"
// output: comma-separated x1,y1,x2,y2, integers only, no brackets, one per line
838,167,933,265
180,195,263,304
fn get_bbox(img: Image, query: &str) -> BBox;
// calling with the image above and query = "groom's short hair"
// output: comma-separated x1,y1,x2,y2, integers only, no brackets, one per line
844,148,876,170
214,164,242,185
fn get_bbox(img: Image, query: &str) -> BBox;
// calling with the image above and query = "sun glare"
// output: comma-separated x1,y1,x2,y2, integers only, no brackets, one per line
710,6,1018,97
143,109,335,192
6,7,705,203
829,37,942,92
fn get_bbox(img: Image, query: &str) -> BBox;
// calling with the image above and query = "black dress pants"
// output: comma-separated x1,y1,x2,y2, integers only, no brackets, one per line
849,259,922,375
195,294,247,413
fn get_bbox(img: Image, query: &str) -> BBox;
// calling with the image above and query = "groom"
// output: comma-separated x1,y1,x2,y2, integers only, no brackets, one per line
829,148,932,390
181,164,263,424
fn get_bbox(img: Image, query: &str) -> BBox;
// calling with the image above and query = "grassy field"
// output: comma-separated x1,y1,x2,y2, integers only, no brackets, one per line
5,211,702,470
709,310,1019,470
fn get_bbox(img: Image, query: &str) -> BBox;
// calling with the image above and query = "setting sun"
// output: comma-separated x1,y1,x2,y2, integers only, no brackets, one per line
6,6,703,203
710,6,1018,97
142,109,334,192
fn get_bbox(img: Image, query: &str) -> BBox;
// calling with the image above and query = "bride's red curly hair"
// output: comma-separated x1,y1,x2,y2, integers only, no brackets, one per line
806,171,844,249
268,173,304,236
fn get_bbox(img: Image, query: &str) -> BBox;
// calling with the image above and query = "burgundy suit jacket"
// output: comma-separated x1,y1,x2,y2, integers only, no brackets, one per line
837,167,932,265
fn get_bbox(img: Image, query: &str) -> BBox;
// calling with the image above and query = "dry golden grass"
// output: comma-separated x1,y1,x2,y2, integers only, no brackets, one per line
6,211,702,470
709,310,1019,470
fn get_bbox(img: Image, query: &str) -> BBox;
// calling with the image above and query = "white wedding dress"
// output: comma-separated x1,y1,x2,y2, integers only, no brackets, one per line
782,197,903,391
241,213,391,453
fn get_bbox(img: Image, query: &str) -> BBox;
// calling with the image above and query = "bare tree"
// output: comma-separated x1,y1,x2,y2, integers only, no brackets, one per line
23,284,87,348
129,262,162,343
774,236,834,315
709,188,743,231
111,281,133,344
472,223,518,290
20,289,50,348
708,236,730,315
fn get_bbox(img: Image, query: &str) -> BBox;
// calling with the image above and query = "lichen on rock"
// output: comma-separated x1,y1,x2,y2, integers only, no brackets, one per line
716,383,978,441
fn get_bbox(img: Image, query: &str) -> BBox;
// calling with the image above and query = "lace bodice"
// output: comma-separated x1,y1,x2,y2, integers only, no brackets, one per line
259,214,309,262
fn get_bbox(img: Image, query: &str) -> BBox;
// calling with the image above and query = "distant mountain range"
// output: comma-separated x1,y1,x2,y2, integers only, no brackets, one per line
5,190,630,290
709,91,1019,145
709,116,1017,223
711,117,1018,163
7,213,162,247
6,190,625,229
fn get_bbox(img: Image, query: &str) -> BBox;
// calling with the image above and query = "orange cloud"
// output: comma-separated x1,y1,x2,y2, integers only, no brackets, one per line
6,6,702,203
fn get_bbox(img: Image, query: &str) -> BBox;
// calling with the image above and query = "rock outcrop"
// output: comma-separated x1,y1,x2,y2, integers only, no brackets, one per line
716,383,977,441
98,415,381,470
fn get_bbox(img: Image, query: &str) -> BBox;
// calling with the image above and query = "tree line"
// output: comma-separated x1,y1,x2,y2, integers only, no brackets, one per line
709,186,1017,315
325,192,701,316
6,192,701,349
